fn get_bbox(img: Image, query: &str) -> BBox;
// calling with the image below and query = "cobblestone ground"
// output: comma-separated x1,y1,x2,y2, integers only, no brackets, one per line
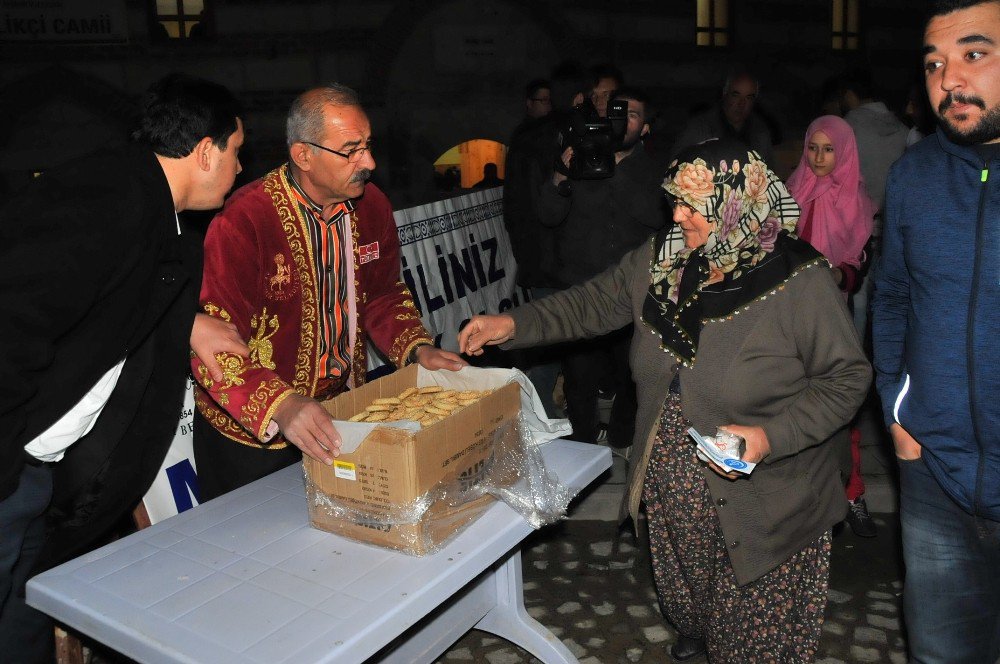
436,514,905,664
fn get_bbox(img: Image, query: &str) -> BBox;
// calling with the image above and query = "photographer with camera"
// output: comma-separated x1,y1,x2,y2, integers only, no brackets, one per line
538,85,668,448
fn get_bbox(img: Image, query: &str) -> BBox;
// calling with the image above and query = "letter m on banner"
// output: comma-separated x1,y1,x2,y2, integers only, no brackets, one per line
165,459,200,513
143,380,202,524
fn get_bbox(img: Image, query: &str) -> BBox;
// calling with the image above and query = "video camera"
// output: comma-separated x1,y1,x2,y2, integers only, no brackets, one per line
555,98,628,180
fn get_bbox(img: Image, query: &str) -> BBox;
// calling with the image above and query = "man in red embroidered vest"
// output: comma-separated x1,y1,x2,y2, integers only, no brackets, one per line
192,84,466,499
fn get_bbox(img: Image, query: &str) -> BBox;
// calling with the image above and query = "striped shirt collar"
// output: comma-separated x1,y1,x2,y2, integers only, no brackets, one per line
285,165,355,223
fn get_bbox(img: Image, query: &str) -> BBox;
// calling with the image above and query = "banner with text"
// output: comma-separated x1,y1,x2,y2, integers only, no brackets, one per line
142,377,199,524
394,186,528,353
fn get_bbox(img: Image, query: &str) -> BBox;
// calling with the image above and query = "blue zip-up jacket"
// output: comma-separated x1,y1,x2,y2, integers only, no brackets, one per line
872,131,1000,520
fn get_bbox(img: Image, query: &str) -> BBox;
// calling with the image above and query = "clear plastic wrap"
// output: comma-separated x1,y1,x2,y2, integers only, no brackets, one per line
304,367,574,555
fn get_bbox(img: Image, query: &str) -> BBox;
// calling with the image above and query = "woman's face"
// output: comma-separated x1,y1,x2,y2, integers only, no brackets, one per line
673,201,715,249
806,130,836,177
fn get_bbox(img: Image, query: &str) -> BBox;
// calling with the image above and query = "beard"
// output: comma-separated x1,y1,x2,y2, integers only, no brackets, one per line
937,92,1000,145
618,132,643,153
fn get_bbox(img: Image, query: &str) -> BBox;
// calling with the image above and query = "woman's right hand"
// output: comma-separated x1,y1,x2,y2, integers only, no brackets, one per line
458,315,516,356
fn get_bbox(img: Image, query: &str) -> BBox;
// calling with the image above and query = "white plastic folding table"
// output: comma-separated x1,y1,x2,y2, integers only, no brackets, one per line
27,439,611,664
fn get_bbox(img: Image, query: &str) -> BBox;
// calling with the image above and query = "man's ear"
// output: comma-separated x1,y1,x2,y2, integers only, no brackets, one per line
641,122,650,138
289,142,313,171
193,136,214,172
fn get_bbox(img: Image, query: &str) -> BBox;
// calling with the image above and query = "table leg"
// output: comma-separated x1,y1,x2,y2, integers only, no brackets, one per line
475,549,578,664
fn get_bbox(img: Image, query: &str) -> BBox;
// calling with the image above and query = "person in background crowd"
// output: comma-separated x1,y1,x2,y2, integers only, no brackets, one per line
191,84,466,501
538,85,667,448
503,65,588,418
904,80,936,147
787,115,877,537
461,139,870,663
0,73,248,663
873,0,1000,660
523,78,552,122
669,68,774,164
472,162,503,189
586,63,624,117
840,71,908,342
841,71,910,210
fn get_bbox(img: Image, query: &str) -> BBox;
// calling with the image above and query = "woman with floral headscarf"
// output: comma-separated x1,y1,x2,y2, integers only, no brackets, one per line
787,116,877,539
459,138,870,662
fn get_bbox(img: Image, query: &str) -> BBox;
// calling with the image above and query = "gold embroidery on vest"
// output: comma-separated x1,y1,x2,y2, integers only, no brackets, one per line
241,378,289,430
196,304,246,389
265,253,297,301
195,353,246,390
202,302,232,322
267,167,320,398
194,387,268,448
249,308,279,370
217,355,247,388
391,326,432,367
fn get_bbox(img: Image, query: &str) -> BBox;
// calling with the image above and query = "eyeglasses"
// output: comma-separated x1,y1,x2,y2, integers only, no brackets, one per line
672,200,698,216
529,97,552,104
304,139,373,163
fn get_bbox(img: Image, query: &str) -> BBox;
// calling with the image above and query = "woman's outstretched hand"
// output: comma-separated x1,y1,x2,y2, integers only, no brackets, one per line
458,314,516,356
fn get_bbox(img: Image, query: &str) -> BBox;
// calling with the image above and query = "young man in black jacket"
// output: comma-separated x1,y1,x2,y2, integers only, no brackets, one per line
0,73,247,663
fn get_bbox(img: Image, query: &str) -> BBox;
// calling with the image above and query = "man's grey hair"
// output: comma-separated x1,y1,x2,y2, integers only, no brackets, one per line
722,69,761,97
286,83,362,147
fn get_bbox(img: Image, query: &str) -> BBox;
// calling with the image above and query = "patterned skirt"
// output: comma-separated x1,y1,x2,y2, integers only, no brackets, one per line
642,392,830,663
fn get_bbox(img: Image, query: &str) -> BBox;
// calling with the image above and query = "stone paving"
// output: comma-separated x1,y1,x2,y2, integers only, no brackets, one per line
435,514,907,663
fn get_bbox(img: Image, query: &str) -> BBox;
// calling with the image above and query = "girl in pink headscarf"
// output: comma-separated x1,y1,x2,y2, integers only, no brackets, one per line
787,115,874,296
788,115,876,537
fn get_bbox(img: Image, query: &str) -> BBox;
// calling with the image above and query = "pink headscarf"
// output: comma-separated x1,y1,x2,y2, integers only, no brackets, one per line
786,115,874,270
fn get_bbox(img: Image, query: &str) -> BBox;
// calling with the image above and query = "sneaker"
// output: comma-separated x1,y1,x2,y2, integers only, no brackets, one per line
846,498,877,537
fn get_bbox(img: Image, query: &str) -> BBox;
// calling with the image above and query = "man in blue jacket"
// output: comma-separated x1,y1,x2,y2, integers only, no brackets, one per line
872,1,1000,661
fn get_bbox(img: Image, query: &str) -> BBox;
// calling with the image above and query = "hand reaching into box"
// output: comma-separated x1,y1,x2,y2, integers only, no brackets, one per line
458,314,516,356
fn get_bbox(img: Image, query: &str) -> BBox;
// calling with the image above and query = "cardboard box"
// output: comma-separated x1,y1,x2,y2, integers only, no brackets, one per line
304,365,522,555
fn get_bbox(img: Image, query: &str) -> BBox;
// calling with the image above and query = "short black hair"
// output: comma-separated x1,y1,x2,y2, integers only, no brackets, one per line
588,63,624,91
525,78,550,99
840,69,875,101
924,0,1000,26
549,60,588,109
131,73,243,158
613,85,652,120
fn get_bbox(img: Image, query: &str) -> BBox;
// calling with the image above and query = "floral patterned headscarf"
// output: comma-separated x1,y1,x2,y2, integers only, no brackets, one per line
643,138,822,366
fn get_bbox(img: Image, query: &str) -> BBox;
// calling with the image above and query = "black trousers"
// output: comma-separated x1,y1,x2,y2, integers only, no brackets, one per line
0,463,54,664
560,325,637,447
193,411,302,502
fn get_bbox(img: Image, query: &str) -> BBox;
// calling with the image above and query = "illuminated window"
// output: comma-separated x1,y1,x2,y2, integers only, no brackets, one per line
832,0,860,50
433,140,507,192
696,0,729,47
155,0,206,39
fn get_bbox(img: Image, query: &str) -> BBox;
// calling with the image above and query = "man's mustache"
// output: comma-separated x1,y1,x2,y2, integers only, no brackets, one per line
350,169,372,184
939,92,985,114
